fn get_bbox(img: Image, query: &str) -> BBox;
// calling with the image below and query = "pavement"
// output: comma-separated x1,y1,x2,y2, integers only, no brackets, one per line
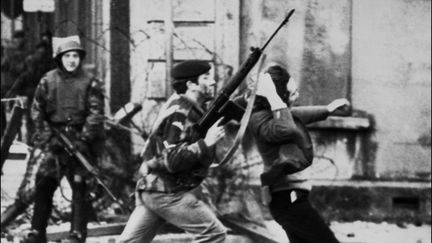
2,220,430,243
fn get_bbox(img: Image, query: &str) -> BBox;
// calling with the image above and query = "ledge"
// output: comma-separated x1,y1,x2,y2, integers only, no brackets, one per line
308,116,371,131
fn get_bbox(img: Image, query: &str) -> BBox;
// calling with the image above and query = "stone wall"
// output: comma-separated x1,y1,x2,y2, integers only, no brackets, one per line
241,0,431,181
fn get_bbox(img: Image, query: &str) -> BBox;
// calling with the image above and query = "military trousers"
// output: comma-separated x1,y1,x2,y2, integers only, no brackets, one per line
31,149,92,243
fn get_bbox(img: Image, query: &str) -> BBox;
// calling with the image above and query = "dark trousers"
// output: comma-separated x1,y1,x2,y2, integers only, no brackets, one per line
269,190,340,243
32,162,91,243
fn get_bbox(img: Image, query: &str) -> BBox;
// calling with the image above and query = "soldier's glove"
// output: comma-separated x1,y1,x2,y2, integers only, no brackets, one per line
48,136,63,153
74,140,90,155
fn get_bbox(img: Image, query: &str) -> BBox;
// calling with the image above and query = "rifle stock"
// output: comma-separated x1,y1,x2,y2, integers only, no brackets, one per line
197,9,295,134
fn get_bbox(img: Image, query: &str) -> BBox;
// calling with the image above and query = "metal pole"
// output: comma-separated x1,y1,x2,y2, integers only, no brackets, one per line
10,0,15,35
165,0,174,97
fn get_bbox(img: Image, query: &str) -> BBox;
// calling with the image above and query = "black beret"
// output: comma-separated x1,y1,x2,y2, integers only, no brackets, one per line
171,60,211,79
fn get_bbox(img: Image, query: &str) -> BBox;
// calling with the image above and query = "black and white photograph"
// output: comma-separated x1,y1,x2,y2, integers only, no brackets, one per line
1,0,430,242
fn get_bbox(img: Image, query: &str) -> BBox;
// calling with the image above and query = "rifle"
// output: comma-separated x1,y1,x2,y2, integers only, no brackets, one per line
51,127,131,214
197,9,295,133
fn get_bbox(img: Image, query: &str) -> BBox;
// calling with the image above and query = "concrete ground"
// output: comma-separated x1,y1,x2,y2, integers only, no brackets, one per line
54,222,432,243
2,220,430,243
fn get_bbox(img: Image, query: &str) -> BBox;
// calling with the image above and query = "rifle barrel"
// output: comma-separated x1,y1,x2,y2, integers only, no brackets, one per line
197,8,296,133
260,9,295,51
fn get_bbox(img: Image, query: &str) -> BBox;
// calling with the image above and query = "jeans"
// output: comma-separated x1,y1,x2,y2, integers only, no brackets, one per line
119,190,226,243
269,189,340,243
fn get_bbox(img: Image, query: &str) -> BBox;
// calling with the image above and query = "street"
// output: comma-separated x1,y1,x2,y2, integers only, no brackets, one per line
1,145,430,243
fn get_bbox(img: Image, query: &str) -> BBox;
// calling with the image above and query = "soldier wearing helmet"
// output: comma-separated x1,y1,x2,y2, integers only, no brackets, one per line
23,36,105,243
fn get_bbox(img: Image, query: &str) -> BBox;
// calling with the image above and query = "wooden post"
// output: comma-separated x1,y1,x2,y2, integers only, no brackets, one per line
110,0,130,112
109,0,132,160
10,0,15,34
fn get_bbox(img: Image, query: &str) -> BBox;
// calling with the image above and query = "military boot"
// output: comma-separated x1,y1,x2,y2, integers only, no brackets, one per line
60,231,82,243
29,176,58,243
21,230,45,243
70,175,89,243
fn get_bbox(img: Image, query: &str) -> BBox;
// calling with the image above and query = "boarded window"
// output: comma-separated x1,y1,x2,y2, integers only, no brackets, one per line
132,0,239,99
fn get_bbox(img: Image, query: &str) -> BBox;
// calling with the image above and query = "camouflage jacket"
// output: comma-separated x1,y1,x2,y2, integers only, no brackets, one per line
136,94,215,193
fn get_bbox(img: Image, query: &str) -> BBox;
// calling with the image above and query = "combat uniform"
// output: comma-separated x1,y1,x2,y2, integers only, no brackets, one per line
120,60,226,243
27,38,104,243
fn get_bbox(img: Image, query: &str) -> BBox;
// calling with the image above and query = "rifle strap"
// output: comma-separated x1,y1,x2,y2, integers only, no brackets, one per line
217,55,266,166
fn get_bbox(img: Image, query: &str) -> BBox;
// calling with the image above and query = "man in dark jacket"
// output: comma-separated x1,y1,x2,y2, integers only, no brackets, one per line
5,36,56,142
119,60,227,243
24,36,105,243
245,64,349,243
1,30,28,97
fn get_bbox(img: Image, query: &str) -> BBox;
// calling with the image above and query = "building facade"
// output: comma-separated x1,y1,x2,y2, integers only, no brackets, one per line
2,0,430,223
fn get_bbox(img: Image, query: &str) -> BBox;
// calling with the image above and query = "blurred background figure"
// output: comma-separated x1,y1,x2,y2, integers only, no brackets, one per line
1,30,28,98
1,30,28,139
5,30,55,143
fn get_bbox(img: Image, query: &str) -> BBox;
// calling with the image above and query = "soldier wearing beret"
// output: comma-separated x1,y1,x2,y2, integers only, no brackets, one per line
120,60,227,243
23,36,105,243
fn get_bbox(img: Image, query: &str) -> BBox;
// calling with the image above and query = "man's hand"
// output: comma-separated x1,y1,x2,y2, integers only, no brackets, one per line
256,72,277,97
256,72,286,110
204,117,226,147
327,98,350,113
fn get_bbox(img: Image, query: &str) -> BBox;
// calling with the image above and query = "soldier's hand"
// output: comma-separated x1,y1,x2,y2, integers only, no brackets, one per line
204,117,225,147
74,140,90,154
327,98,350,113
138,162,149,176
49,136,63,152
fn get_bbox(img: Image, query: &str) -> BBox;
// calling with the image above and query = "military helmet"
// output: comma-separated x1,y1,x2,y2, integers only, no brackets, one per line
54,40,86,60
52,36,86,60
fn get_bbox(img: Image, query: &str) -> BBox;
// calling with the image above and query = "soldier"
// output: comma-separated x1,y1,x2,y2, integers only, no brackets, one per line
119,60,227,243
1,30,28,137
6,32,56,142
7,30,55,102
23,36,105,243
239,64,349,243
1,30,28,97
